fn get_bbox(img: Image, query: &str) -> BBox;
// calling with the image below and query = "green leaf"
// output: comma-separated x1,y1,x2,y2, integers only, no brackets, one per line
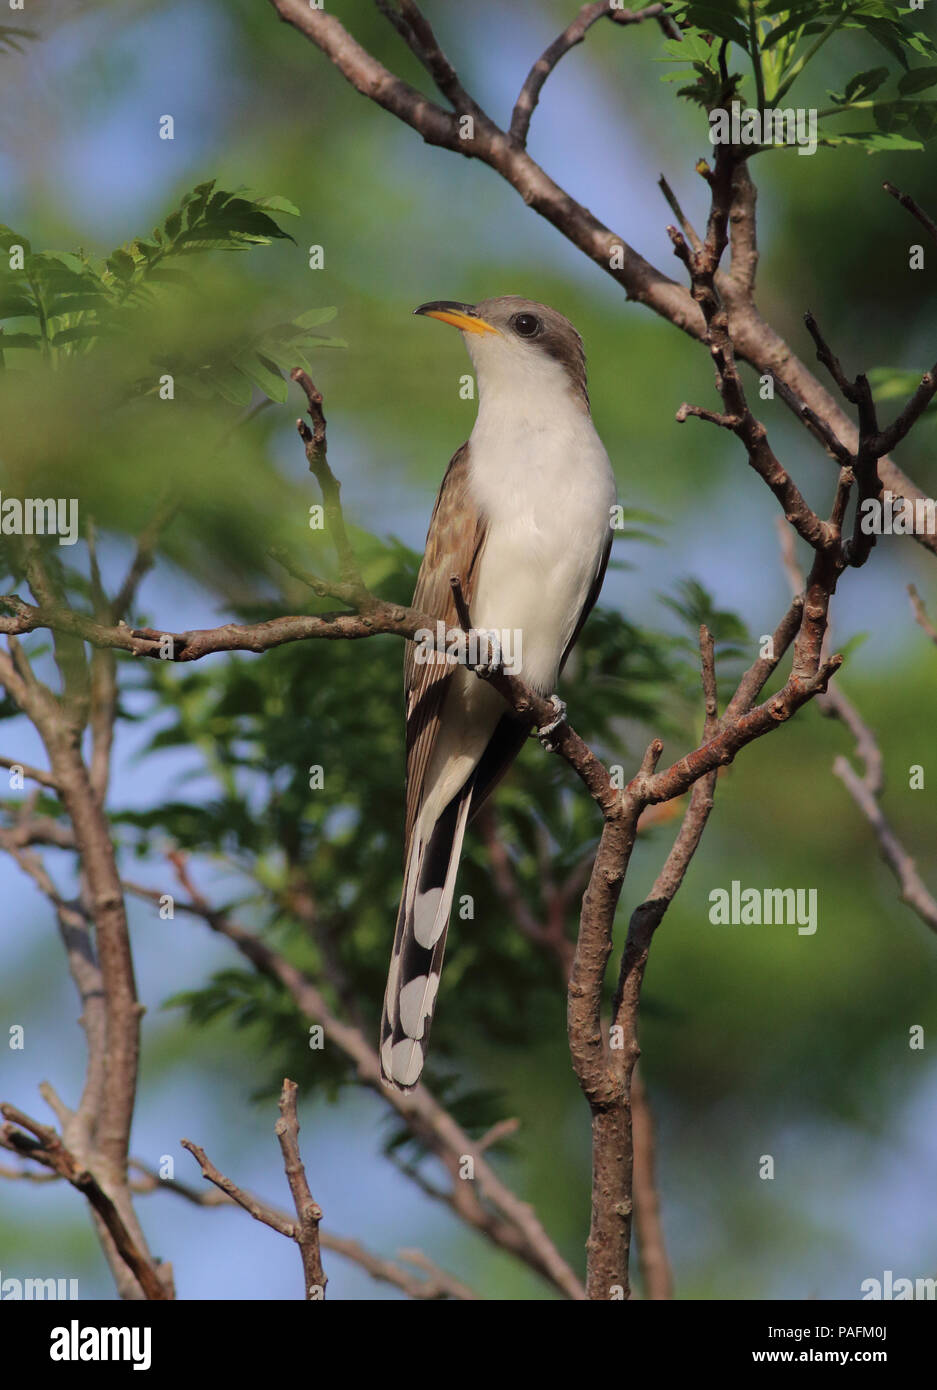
0,331,41,348
106,249,135,281
662,33,717,65
172,233,262,254
904,27,937,62
234,351,288,403
206,190,233,218
184,188,214,229
0,224,31,255
898,66,937,96
50,324,101,348
45,292,108,316
0,290,36,317
868,98,937,135
207,362,254,407
291,306,338,329
182,179,216,210
675,4,750,49
205,198,296,243
130,238,158,262
252,195,301,217
820,128,924,151
247,339,297,372
762,15,824,52
861,17,911,70
844,66,890,101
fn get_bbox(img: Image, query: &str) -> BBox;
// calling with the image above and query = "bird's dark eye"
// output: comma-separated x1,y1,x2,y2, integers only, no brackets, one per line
512,313,542,338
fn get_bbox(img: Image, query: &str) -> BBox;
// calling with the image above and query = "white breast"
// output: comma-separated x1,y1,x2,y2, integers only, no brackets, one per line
466,364,616,694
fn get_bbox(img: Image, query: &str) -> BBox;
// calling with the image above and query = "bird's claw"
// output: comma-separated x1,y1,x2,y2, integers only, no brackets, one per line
538,695,567,748
472,628,503,679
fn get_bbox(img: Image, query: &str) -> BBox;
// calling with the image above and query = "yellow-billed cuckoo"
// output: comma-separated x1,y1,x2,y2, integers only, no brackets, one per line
380,296,616,1089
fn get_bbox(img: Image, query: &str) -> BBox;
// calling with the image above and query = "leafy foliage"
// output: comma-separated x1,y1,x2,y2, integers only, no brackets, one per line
0,182,343,403
661,0,937,152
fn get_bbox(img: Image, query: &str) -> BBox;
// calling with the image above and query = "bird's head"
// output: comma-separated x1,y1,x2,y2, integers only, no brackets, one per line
414,295,589,413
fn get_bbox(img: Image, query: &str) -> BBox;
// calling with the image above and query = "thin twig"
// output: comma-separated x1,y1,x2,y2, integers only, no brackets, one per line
0,755,59,790
908,585,937,646
274,1079,327,1300
883,181,937,245
127,1156,477,1298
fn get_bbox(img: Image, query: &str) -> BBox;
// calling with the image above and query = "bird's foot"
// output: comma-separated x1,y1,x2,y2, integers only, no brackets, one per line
537,695,567,748
471,628,503,679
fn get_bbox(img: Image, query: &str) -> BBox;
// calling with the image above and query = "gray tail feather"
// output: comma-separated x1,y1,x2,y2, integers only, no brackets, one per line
380,785,473,1089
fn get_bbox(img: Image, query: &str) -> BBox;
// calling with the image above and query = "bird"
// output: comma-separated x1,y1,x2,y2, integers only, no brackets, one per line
379,296,617,1090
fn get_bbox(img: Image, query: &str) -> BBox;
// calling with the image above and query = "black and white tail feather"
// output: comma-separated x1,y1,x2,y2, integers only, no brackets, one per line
380,784,473,1089
380,707,531,1091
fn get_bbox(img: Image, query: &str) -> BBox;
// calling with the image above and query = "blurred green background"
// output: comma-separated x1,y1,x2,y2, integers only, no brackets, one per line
0,0,935,1299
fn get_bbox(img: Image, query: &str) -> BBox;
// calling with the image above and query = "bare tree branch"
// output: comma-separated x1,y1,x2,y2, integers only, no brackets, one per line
908,585,937,647
274,1079,327,1299
828,720,937,938
0,754,58,790
510,3,669,147
127,1154,478,1299
631,1067,673,1300
883,180,937,246
376,0,482,116
0,1105,169,1301
0,597,162,1300
131,864,586,1300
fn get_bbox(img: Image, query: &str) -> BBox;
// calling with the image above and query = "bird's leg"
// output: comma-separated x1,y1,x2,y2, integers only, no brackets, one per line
537,695,567,749
471,628,503,679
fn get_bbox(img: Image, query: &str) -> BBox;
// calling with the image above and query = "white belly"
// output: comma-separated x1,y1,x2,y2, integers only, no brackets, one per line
468,407,616,693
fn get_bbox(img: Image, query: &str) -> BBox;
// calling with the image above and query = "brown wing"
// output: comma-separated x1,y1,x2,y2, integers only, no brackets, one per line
404,443,487,851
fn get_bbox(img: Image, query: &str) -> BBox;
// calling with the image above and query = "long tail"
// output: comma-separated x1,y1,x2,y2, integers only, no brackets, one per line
380,784,473,1090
